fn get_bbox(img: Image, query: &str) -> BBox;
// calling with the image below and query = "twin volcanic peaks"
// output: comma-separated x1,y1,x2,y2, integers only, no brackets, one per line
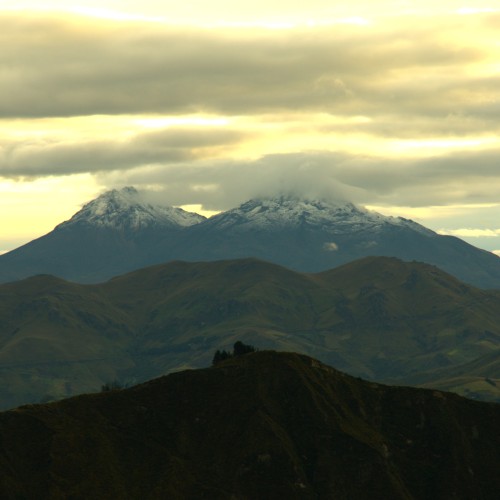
1,185,500,287
64,186,417,233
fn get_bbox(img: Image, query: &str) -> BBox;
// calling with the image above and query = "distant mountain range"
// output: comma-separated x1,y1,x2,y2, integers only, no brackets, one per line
1,351,499,499
1,187,500,288
1,257,498,409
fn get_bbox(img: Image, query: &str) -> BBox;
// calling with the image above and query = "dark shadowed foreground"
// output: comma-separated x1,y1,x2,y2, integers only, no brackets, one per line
0,351,498,499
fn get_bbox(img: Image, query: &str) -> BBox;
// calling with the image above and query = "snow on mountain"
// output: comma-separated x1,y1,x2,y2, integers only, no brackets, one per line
2,188,500,287
202,195,434,236
58,187,206,231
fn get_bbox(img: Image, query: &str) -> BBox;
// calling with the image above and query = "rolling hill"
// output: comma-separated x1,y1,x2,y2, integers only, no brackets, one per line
0,351,499,499
0,257,499,409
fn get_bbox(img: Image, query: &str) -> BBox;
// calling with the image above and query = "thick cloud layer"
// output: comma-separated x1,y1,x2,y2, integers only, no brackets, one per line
0,14,495,135
1,8,500,252
0,127,246,177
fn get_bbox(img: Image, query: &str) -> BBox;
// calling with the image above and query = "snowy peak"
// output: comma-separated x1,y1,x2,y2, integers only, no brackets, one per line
58,187,206,231
204,195,434,235
56,188,433,238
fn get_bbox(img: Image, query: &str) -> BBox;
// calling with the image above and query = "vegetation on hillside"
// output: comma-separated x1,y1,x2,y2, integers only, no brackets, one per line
0,351,499,499
0,257,499,409
212,341,257,365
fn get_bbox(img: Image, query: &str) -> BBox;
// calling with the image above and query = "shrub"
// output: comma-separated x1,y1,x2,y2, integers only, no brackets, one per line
212,341,257,365
212,349,232,365
101,380,124,392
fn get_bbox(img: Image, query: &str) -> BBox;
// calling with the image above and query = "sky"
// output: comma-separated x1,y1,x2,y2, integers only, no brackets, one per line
1,1,500,254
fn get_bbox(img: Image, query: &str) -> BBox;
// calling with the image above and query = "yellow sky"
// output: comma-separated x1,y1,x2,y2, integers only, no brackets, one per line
5,1,499,23
1,1,500,252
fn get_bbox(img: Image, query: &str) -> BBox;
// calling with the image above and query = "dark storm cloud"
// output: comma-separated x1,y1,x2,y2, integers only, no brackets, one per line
0,127,245,177
0,13,490,134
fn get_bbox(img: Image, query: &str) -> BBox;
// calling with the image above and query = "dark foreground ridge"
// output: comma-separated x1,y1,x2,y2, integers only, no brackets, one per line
0,351,499,499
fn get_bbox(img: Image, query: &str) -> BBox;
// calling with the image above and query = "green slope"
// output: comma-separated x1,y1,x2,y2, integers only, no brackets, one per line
0,275,136,407
0,257,499,408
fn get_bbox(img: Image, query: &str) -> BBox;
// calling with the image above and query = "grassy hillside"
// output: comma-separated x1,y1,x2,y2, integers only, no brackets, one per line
0,351,498,499
0,257,499,408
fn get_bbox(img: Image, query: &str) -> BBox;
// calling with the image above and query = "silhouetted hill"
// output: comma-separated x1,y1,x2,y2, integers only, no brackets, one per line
0,352,498,499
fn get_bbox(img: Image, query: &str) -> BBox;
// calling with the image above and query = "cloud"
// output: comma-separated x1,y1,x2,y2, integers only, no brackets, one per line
323,242,339,251
2,10,500,229
94,147,500,210
97,152,364,209
4,118,500,209
458,7,500,15
0,12,493,138
0,127,246,177
437,228,500,238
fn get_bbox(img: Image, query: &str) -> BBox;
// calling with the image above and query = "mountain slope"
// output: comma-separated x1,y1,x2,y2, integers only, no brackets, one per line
2,191,500,287
0,352,499,499
0,257,499,409
0,187,205,283
0,274,136,408
174,195,500,289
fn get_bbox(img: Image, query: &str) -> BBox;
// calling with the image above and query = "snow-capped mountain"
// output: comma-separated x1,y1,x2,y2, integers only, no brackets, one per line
1,189,500,288
59,187,205,231
201,195,433,236
175,195,500,288
0,187,205,283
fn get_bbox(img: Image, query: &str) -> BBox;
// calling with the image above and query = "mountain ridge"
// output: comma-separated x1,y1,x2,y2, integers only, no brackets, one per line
0,256,499,409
